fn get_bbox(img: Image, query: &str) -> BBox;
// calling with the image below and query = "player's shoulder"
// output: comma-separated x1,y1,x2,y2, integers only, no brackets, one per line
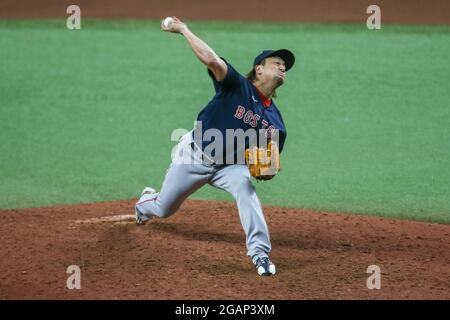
214,58,245,83
226,61,247,80
270,103,286,120
270,101,281,112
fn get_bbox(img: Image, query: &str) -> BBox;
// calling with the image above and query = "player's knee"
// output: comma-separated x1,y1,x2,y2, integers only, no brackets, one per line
230,176,255,197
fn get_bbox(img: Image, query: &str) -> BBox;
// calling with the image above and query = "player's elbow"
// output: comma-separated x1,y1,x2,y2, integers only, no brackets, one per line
204,51,220,67
207,57,227,81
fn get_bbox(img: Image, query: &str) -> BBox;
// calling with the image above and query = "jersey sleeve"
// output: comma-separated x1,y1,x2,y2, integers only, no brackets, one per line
274,107,287,153
207,58,242,92
279,131,286,153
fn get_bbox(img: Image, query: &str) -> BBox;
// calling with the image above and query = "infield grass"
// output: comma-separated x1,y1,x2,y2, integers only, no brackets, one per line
1,20,449,223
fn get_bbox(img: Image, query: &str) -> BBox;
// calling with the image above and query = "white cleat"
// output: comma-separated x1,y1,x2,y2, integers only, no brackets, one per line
254,257,276,276
141,187,156,197
135,187,156,225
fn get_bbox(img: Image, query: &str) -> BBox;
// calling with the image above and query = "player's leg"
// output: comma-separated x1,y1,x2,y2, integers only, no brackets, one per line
136,133,214,221
208,165,272,263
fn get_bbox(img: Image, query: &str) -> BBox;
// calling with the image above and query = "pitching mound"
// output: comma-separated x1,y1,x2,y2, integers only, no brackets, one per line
0,199,449,299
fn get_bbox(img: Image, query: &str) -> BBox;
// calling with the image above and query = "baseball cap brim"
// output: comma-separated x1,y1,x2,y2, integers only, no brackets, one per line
254,49,295,71
268,49,295,71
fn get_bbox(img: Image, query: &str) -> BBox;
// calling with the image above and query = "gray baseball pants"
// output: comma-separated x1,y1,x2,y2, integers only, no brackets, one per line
135,131,271,262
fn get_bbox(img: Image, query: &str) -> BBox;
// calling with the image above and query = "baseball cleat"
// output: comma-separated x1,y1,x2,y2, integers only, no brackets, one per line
254,257,276,276
135,207,151,225
141,187,156,197
135,187,156,225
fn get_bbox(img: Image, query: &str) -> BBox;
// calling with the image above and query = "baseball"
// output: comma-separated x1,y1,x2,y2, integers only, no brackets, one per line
162,17,173,29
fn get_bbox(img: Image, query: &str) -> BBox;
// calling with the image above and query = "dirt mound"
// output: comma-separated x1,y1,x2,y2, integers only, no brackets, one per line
0,199,449,299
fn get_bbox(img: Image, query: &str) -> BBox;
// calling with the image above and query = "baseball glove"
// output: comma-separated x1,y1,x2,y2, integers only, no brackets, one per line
245,141,281,181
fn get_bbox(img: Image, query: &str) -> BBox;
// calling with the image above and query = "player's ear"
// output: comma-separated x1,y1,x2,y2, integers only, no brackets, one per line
255,64,263,76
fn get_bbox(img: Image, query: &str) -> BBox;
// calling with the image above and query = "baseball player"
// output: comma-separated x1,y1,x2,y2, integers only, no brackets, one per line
135,17,295,276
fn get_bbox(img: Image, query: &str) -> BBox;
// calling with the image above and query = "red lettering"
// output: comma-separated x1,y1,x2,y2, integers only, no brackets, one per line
250,114,261,128
234,105,245,119
267,125,276,138
243,110,253,124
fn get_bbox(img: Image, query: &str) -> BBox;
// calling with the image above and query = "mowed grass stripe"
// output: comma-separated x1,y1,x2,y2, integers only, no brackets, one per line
1,20,449,223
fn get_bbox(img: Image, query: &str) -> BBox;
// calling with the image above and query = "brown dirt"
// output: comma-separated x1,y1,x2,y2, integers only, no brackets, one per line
0,199,449,300
1,0,449,25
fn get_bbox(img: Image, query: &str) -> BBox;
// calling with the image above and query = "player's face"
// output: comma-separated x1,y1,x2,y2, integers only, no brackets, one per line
262,57,286,86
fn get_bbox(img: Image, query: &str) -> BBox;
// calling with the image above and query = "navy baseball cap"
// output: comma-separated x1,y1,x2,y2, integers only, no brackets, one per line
253,49,295,71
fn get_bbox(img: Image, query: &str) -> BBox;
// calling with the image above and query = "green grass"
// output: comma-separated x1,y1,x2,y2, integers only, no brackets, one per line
1,19,449,223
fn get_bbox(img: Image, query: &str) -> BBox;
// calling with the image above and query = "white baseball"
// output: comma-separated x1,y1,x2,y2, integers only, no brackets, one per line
162,17,173,29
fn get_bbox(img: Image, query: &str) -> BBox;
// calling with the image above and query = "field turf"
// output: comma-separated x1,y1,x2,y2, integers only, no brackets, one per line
1,20,449,223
